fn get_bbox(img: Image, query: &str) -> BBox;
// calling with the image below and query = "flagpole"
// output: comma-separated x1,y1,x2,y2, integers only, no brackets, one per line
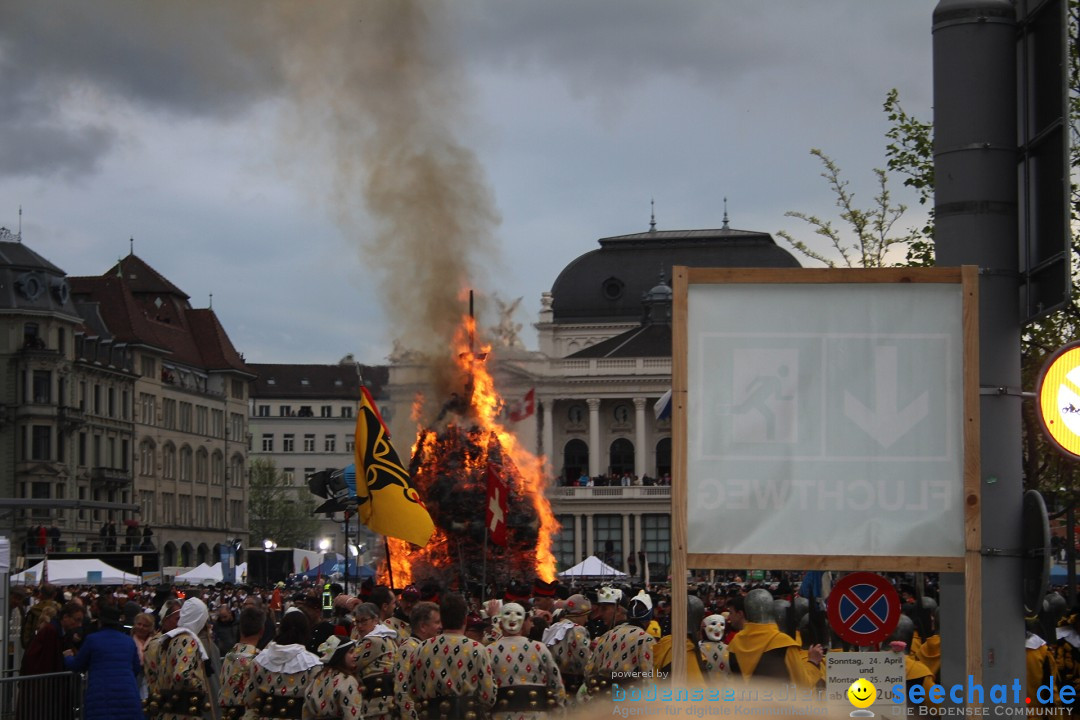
385,536,395,589
481,526,488,603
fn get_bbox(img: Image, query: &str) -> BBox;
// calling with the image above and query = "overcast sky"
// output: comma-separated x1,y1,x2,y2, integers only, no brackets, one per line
0,1,936,366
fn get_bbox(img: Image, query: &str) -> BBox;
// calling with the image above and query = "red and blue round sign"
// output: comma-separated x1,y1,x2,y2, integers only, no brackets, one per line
827,572,900,647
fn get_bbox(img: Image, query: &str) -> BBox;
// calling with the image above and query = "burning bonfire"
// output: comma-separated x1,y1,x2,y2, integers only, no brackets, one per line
381,315,559,590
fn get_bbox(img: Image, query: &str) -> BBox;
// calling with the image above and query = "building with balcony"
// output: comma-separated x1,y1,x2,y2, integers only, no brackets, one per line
387,217,800,581
69,251,254,568
247,360,387,556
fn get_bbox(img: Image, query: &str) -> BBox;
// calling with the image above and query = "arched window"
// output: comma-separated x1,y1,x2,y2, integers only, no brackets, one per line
563,439,589,484
197,543,209,565
211,451,224,485
180,542,193,566
179,445,193,482
195,447,208,483
230,454,245,487
655,437,671,478
163,542,177,567
162,443,176,479
139,438,156,477
609,438,634,476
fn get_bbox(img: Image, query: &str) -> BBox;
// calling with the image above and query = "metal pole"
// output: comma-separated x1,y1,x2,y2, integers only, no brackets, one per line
385,537,394,590
933,0,1023,689
481,526,488,603
1069,505,1077,607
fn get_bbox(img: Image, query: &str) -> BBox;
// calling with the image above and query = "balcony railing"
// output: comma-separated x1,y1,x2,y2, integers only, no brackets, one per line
90,467,132,486
548,486,671,499
549,357,672,376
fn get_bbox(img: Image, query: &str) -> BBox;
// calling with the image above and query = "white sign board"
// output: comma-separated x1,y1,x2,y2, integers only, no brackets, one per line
687,282,965,557
826,652,906,717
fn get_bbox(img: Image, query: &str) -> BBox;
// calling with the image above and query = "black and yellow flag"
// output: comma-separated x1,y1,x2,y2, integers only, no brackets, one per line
354,387,434,547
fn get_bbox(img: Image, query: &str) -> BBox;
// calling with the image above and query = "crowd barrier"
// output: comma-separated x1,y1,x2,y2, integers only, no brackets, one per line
0,670,83,720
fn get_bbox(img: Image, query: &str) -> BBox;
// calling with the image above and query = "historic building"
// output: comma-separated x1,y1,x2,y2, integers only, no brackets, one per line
70,252,253,568
388,217,801,581
247,360,387,557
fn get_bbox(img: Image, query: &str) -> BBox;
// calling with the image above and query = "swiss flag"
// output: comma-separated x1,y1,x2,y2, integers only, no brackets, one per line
486,462,509,546
508,388,535,422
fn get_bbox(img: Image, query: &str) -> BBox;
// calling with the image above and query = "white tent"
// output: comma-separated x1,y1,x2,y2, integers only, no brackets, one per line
12,558,139,585
558,555,628,578
175,562,223,585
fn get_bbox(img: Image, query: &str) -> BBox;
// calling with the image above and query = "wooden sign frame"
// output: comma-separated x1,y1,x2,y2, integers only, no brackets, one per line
669,266,980,683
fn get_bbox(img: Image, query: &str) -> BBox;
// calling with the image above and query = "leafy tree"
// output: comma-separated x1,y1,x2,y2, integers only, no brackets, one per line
248,458,321,548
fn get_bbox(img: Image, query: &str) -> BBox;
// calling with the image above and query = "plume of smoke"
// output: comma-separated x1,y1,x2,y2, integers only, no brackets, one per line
265,1,501,398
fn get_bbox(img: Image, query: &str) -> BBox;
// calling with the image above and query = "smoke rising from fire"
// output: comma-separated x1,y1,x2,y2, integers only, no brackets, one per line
263,1,501,398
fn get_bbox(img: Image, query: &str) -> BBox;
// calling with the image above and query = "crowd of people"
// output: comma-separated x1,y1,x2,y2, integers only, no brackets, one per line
7,573,1078,719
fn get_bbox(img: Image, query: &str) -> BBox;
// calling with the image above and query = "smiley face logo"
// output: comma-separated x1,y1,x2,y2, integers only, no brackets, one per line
847,678,876,710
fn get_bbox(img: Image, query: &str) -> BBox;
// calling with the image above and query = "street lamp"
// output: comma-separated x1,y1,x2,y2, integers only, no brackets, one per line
261,539,276,586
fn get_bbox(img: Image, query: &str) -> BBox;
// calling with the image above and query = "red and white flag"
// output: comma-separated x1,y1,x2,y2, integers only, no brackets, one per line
508,388,535,422
485,462,508,546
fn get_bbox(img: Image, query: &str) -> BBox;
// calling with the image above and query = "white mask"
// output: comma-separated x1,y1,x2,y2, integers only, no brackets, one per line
703,614,726,642
499,603,526,636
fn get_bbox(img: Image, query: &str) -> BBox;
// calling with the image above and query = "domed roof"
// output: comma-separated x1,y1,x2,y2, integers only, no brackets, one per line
550,226,800,323
0,234,79,317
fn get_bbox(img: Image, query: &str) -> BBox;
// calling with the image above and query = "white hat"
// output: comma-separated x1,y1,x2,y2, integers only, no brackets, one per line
597,586,622,605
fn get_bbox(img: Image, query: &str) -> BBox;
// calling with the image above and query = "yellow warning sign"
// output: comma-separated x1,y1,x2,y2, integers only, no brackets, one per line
1038,344,1080,458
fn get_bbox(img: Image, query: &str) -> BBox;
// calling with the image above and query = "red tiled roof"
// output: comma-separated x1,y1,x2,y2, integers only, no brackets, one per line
105,254,188,299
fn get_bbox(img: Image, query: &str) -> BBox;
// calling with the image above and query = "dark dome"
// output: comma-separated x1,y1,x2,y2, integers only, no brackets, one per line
550,227,800,322
0,236,79,316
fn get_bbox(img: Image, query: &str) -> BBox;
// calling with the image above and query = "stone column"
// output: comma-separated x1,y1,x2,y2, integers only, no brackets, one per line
542,398,555,478
585,514,594,558
634,513,643,553
587,398,601,477
573,514,582,563
622,514,631,570
633,397,647,478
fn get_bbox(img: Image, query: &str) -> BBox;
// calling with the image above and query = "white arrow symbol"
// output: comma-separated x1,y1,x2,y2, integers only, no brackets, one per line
843,345,928,448
488,488,504,532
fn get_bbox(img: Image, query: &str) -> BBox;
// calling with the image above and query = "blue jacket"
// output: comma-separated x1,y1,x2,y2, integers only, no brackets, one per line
64,626,142,720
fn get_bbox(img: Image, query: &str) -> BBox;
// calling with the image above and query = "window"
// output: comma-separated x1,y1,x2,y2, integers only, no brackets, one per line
563,439,589,484
78,486,86,521
162,443,177,479
140,440,156,477
78,433,87,466
231,379,245,399
211,452,224,485
162,398,176,429
230,413,244,440
642,514,671,578
303,434,315,452
554,514,575,569
298,405,313,417
324,435,336,453
107,437,116,468
261,434,274,452
195,497,207,526
211,409,224,438
179,402,192,432
321,405,333,418
179,496,191,525
608,438,634,476
283,434,294,452
257,405,270,417
283,468,295,486
121,439,130,471
31,426,51,460
303,468,316,484
341,406,353,418
32,370,51,403
345,434,355,453
162,493,175,525
195,448,208,483
180,446,193,482
140,393,157,426
107,387,116,418
93,384,101,414
195,406,208,435
140,490,155,524
211,498,223,527
121,390,130,420
141,355,156,378
79,381,87,411
279,405,292,417
230,456,244,487
229,499,244,527
593,514,623,570
92,434,101,466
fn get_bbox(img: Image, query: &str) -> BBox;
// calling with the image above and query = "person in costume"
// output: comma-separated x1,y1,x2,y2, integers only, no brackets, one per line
219,606,265,720
407,593,496,720
544,594,593,699
1053,605,1080,695
371,586,409,645
1026,616,1059,715
303,635,364,720
587,589,655,692
910,596,941,683
243,609,322,720
352,602,399,720
886,615,934,695
145,597,214,720
727,588,821,688
394,601,441,720
699,613,731,680
654,594,708,685
488,603,566,720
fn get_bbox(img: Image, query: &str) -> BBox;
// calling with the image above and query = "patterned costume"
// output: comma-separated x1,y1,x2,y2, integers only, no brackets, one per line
407,634,497,719
383,616,411,645
394,636,423,720
544,621,591,696
355,625,398,720
1053,625,1080,694
243,642,322,720
699,641,730,679
145,633,214,720
1026,634,1060,714
219,642,258,720
488,635,566,720
302,666,364,720
588,624,655,683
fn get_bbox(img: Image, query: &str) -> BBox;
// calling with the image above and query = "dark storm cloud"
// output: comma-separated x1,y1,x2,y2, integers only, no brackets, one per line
0,0,284,178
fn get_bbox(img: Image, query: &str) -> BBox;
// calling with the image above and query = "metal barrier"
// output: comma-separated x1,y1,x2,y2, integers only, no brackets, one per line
0,670,83,720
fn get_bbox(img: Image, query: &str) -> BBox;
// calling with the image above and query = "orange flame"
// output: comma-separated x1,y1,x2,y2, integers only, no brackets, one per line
379,314,559,588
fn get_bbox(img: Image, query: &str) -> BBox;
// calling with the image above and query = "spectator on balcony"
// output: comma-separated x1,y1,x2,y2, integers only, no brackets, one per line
124,522,139,550
620,473,631,487
141,525,154,550
577,471,589,488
